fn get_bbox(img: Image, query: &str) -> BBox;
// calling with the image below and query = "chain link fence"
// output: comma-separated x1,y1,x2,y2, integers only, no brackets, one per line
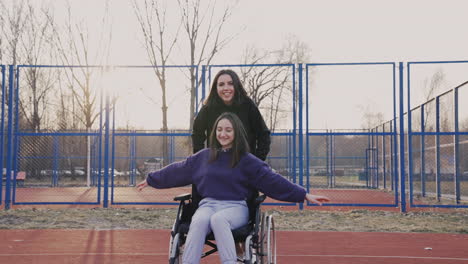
408,82,468,205
3,62,468,210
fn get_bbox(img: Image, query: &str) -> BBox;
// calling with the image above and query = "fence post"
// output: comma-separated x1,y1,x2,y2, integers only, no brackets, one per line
420,104,426,197
11,67,21,201
0,67,3,204
111,102,116,204
103,90,110,208
304,64,310,200
407,62,414,206
399,62,407,213
454,87,460,203
4,65,16,210
298,63,304,210
435,96,441,201
52,136,59,186
0,66,4,206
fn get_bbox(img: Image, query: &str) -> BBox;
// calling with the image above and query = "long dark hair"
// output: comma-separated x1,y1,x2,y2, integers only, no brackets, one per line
204,69,249,107
209,112,250,167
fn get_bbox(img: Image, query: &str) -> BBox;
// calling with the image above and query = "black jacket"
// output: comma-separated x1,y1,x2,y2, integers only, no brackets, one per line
192,99,271,161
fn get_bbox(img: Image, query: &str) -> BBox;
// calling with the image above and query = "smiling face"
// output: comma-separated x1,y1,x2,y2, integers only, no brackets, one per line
216,118,235,150
216,74,235,105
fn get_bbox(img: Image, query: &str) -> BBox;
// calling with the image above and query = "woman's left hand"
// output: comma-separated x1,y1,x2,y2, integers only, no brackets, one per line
305,193,330,206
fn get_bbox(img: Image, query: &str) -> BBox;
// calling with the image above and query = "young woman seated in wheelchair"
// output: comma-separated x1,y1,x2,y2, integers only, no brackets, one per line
137,112,330,264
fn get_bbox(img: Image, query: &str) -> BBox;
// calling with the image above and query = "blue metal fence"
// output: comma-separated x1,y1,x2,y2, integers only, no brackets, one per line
2,62,468,211
304,62,399,208
0,65,5,205
407,60,468,208
12,65,106,206
108,65,199,205
4,66,16,209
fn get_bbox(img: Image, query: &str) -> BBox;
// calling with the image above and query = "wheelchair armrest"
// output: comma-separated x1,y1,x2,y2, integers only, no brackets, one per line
255,194,266,206
174,193,192,201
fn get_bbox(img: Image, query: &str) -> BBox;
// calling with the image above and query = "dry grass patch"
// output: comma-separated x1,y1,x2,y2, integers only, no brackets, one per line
1,208,467,233
268,209,468,233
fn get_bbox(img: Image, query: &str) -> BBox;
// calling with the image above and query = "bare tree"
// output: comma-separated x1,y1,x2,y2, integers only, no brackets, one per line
50,3,111,129
239,47,290,130
56,76,72,131
0,0,8,124
359,104,385,130
177,0,237,130
239,36,311,130
133,0,181,166
461,118,468,131
0,0,28,66
47,1,112,185
0,2,4,63
422,69,445,131
275,34,311,64
0,1,59,177
18,2,56,132
0,0,28,123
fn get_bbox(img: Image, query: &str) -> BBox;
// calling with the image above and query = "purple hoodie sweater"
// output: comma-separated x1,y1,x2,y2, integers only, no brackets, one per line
146,149,306,203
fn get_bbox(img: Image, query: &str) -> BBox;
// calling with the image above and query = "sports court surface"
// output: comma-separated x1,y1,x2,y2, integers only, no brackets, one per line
9,187,399,207
1,229,467,264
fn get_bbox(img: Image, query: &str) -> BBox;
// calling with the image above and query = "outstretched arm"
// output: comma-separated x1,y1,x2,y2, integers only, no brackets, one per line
245,154,331,204
305,193,330,206
136,152,200,191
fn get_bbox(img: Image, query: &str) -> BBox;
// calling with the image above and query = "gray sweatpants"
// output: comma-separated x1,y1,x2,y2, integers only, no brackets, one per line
182,198,249,264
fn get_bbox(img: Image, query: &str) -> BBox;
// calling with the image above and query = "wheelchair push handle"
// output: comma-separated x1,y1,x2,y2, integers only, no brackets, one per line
174,193,192,201
255,194,267,206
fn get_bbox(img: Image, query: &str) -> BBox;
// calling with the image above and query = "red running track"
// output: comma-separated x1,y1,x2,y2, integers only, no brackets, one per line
0,229,467,264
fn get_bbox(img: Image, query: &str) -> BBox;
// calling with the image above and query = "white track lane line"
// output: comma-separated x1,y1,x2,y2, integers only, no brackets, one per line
0,253,467,261
278,254,468,261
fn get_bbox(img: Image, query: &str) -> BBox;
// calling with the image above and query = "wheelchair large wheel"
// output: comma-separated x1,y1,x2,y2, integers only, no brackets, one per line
168,233,182,264
258,212,267,264
258,214,276,264
243,234,255,264
266,215,276,264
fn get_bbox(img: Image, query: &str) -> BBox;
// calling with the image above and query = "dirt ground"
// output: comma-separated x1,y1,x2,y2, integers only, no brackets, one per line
1,207,468,233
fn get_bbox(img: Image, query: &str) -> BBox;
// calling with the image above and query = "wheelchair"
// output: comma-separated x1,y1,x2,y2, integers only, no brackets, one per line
168,186,277,264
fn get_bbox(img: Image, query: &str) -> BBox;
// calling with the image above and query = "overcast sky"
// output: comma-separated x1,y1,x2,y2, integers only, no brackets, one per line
136,0,468,63
7,0,468,130
56,0,468,65
61,0,468,129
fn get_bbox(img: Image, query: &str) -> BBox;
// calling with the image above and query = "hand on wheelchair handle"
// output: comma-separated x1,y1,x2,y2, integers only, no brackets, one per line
137,179,148,191
305,193,330,206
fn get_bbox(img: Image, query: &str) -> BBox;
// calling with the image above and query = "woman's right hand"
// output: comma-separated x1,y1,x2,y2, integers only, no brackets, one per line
305,193,330,206
137,179,148,191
